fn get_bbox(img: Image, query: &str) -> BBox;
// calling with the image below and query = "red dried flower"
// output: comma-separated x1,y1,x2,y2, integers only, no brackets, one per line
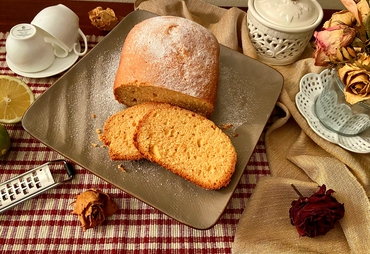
289,184,345,237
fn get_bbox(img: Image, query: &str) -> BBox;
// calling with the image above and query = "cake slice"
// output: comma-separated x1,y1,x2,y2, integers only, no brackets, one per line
134,105,237,190
99,102,169,160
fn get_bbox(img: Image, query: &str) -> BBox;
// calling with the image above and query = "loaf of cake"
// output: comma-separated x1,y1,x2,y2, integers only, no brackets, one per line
134,105,237,190
99,102,169,160
113,16,220,118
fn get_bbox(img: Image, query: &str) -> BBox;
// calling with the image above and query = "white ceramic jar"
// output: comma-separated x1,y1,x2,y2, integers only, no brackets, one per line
247,0,323,65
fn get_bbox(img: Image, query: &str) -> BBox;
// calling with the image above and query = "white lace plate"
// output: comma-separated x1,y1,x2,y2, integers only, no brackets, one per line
295,69,370,154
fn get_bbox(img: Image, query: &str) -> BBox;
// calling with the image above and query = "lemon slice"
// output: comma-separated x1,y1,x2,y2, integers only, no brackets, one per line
0,75,35,124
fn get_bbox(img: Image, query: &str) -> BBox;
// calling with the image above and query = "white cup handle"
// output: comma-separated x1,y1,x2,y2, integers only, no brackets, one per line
44,36,69,58
74,28,88,56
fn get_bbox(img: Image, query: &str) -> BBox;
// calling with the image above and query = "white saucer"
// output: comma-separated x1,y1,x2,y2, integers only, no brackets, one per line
6,42,81,78
296,69,370,154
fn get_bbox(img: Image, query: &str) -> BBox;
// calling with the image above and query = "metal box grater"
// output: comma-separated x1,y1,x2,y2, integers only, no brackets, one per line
0,160,74,213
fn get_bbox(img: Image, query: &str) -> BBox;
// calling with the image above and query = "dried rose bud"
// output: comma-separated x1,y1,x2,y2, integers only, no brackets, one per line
313,24,356,66
88,7,120,31
71,189,118,231
289,185,344,237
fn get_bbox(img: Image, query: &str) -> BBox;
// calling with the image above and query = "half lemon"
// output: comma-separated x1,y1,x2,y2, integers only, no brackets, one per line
0,75,35,124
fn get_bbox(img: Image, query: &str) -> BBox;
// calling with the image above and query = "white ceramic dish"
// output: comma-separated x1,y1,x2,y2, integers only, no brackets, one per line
6,42,80,78
296,69,370,154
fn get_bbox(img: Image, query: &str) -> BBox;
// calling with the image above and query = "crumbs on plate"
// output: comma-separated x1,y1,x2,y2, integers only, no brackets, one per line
220,123,233,130
118,164,126,172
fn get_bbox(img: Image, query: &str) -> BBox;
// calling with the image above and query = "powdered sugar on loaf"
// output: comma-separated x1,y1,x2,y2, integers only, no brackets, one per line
113,16,220,117
125,17,217,95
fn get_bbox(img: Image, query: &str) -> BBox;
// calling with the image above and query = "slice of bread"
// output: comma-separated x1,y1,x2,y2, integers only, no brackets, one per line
134,105,237,190
99,102,169,160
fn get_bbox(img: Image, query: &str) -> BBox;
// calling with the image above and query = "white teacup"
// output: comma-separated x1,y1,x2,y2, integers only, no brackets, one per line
6,23,55,73
31,4,88,58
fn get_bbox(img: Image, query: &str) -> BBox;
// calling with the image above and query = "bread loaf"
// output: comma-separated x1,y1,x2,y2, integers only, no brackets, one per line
113,16,220,118
99,102,169,160
134,105,237,190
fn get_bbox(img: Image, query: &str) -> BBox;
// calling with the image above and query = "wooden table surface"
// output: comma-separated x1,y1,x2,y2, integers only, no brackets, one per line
0,0,135,36
0,0,335,35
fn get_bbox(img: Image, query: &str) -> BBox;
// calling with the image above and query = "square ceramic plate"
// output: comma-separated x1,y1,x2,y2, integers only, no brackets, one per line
22,10,283,229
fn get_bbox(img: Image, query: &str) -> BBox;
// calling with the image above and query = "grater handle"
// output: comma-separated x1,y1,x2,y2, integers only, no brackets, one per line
47,159,75,183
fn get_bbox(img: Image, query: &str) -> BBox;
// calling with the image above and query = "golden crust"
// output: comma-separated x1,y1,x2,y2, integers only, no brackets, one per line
113,16,220,118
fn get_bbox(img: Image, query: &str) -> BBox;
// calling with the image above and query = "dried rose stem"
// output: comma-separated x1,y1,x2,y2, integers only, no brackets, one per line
290,184,304,198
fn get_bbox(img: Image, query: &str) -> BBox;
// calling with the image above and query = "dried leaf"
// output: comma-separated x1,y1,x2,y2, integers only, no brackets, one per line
340,0,363,25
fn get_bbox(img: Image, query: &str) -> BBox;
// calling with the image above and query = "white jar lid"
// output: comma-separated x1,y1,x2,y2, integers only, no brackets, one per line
252,0,322,29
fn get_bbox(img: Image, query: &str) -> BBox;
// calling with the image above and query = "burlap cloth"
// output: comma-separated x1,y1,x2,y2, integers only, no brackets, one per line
135,0,370,252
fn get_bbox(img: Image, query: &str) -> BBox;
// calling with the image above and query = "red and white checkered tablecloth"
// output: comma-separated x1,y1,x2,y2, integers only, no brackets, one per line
0,32,270,253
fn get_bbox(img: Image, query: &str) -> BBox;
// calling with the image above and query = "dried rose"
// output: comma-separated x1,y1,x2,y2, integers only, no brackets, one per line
341,0,370,41
322,10,356,28
313,25,356,66
88,7,119,31
340,0,370,26
338,62,370,104
71,189,118,231
289,185,345,237
357,0,370,25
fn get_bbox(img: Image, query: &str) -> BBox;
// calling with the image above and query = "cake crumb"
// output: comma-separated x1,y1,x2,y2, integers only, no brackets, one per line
92,143,98,147
220,123,233,130
91,114,96,119
118,164,126,172
96,129,102,134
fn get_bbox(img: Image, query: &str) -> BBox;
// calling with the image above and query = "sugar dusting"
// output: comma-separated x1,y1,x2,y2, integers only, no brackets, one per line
122,16,219,98
213,65,259,133
50,38,126,170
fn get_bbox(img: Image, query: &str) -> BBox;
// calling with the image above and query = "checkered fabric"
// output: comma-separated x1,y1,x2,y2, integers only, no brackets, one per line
0,32,270,253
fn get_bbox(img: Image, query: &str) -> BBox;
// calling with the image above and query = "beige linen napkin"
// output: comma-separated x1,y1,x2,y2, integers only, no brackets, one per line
135,0,370,252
